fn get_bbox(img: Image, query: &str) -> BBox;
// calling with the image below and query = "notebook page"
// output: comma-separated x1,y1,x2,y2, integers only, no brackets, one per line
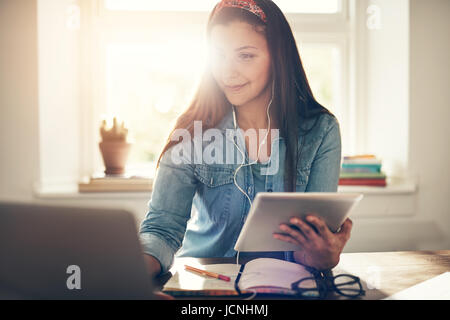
239,258,314,290
163,263,241,291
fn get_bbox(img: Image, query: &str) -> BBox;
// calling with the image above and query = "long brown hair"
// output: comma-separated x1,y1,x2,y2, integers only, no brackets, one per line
157,0,333,191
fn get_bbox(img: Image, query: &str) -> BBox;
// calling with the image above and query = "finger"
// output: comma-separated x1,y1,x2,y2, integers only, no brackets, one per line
339,218,353,233
289,217,318,240
305,215,333,239
273,233,301,246
279,223,307,244
337,218,353,241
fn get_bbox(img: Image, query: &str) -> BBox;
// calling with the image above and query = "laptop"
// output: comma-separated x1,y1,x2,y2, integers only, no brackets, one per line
0,202,154,299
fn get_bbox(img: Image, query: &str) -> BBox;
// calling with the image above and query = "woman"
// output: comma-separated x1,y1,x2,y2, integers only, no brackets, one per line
140,0,352,278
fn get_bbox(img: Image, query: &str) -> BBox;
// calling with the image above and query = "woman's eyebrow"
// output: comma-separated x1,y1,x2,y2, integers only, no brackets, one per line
235,45,258,51
212,45,258,52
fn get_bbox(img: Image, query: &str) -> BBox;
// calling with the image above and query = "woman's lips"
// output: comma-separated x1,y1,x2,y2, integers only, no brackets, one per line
225,83,248,92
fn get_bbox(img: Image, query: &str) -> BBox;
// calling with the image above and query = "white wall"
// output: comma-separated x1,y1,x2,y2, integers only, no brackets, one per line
408,0,450,248
0,0,40,201
0,0,449,250
37,0,81,193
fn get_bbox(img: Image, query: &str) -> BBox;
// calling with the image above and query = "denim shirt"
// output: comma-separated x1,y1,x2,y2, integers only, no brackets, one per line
139,109,342,274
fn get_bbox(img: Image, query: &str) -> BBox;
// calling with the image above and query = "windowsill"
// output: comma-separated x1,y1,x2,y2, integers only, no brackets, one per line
33,181,153,200
338,176,417,195
33,177,417,200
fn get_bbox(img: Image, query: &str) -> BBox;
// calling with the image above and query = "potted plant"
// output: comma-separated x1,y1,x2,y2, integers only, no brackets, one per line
99,117,131,175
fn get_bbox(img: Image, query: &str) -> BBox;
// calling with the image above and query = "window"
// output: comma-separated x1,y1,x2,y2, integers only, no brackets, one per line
84,0,351,176
104,39,207,165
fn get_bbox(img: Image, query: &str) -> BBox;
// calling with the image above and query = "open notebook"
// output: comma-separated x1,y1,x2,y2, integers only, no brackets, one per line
163,258,314,297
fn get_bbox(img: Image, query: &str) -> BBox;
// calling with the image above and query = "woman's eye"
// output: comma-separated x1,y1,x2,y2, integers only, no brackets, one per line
239,53,255,60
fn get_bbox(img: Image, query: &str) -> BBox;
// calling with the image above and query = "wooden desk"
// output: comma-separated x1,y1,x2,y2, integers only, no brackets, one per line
156,250,450,300
333,250,450,299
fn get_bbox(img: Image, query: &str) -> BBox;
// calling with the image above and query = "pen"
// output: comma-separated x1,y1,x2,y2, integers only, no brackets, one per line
184,264,231,282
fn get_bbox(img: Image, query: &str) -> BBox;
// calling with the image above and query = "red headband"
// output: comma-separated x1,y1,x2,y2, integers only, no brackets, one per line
213,0,267,23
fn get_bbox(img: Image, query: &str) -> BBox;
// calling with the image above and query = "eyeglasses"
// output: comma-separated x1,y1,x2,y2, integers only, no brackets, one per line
291,267,365,299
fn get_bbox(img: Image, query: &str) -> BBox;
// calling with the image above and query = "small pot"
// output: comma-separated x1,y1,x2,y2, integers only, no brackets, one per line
99,141,132,175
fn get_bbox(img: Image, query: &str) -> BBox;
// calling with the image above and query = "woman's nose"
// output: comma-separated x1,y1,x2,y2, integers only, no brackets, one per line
221,57,239,79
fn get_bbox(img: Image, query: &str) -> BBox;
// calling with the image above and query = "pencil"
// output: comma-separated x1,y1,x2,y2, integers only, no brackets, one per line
184,265,231,282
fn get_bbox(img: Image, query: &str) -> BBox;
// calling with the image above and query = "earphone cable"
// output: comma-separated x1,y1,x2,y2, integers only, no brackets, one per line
231,81,274,207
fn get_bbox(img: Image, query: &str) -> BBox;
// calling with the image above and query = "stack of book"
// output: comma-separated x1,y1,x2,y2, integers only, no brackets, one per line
339,155,387,187
78,172,153,193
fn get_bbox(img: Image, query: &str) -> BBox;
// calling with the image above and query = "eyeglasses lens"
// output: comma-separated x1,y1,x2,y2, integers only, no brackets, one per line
334,275,363,297
295,278,321,298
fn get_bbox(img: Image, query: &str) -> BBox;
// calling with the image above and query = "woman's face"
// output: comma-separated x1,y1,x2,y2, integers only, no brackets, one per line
209,21,272,107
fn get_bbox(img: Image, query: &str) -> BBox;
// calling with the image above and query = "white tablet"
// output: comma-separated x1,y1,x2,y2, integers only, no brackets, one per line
234,192,363,252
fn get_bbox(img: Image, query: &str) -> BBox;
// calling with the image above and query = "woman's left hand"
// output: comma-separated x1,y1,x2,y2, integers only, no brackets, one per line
273,215,353,270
